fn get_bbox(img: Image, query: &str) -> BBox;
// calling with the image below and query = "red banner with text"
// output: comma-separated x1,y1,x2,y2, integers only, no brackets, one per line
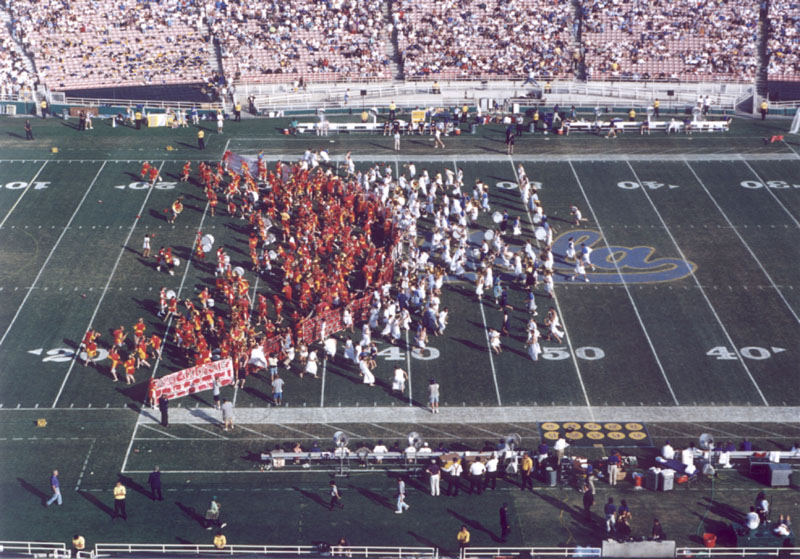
152,358,234,400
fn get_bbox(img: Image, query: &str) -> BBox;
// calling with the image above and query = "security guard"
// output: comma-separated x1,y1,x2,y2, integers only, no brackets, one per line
653,98,660,118
40,99,48,118
629,107,636,121
389,100,396,121
198,128,206,150
135,109,143,129
760,99,769,120
234,101,242,122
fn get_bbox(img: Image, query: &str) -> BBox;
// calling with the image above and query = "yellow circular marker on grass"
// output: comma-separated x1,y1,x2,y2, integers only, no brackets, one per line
604,423,622,431
566,431,584,440
608,432,626,440
564,422,582,431
541,422,560,431
625,423,644,431
584,423,602,431
587,431,605,440
544,431,560,440
629,431,647,440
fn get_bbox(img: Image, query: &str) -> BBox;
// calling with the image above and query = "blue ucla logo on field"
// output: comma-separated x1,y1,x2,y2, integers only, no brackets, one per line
551,230,696,284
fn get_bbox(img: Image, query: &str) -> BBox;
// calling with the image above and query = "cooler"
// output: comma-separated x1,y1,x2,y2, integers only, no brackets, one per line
660,470,674,491
645,469,659,491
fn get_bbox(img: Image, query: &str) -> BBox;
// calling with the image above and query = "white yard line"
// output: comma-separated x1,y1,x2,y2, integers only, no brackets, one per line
149,200,211,382
454,159,502,405
512,158,594,416
52,162,166,407
187,423,229,440
320,358,327,408
138,423,181,439
626,160,769,406
566,161,679,405
741,160,800,229
74,437,96,491
0,161,48,228
685,161,800,326
0,162,106,349
119,422,139,473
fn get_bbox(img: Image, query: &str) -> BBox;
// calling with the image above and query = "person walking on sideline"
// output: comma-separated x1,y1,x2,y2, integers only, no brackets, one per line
329,480,344,510
499,503,511,541
428,378,440,414
604,497,616,535
148,466,163,501
46,469,62,506
582,482,594,521
206,496,226,529
113,481,127,520
395,478,410,514
221,398,234,431
427,459,441,496
25,120,33,140
198,129,206,150
158,395,169,427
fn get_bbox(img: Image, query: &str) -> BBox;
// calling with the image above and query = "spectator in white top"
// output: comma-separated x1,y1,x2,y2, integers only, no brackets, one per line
469,459,487,495
681,443,695,467
373,440,388,464
746,507,760,531
661,441,675,460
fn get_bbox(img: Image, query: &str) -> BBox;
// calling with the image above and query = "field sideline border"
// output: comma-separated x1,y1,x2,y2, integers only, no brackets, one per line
1,153,799,164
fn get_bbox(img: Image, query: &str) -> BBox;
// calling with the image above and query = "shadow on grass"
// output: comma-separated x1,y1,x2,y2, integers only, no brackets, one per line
355,487,393,511
293,486,330,509
447,507,500,542
79,489,114,518
17,478,48,503
176,501,207,528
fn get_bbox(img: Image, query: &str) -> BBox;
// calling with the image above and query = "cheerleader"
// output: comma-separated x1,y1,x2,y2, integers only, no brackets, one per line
543,270,554,298
526,325,542,362
570,204,587,226
324,337,337,361
303,350,319,379
571,259,589,282
475,272,485,300
358,353,376,386
565,237,576,261
544,308,565,343
414,325,428,349
512,216,522,236
344,338,357,364
489,328,502,354
361,324,372,348
527,289,538,316
342,306,354,333
298,343,309,366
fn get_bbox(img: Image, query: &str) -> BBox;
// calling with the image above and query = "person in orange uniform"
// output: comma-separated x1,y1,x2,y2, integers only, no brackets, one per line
108,347,121,382
135,339,151,369
148,166,160,185
149,333,162,359
112,325,126,349
181,161,191,182
168,197,184,224
140,161,151,180
123,356,136,384
83,338,99,367
133,318,146,345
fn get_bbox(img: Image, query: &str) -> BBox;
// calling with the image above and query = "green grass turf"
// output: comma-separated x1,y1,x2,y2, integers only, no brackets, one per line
0,113,799,550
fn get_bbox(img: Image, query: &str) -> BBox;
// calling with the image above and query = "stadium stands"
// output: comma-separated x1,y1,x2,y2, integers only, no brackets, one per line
582,0,759,81
208,0,392,83
1,0,798,90
767,0,800,80
6,0,215,90
0,24,36,98
393,0,576,80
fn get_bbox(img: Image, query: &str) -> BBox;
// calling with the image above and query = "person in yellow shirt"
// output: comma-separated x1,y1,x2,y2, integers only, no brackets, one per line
135,110,143,130
653,99,660,118
457,525,470,550
198,129,206,150
520,452,534,491
213,532,226,549
629,108,636,121
389,101,396,121
361,110,369,123
113,481,127,520
461,104,469,123
234,102,242,122
40,100,48,119
71,535,86,555
760,99,769,120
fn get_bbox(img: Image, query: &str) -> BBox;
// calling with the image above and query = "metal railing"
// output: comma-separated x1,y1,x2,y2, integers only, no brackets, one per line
62,97,223,111
0,540,67,556
676,548,800,557
463,547,601,558
93,544,437,557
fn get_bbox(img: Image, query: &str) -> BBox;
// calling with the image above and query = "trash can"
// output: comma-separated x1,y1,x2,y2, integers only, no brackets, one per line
632,472,643,489
546,467,557,487
702,533,717,548
470,122,477,134
660,470,674,491
528,122,536,133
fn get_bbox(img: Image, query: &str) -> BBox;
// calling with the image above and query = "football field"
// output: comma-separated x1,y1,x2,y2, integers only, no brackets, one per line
0,115,798,550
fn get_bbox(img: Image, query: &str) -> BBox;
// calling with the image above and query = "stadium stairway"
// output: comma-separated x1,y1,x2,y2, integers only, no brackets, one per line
384,0,403,80
0,6,38,79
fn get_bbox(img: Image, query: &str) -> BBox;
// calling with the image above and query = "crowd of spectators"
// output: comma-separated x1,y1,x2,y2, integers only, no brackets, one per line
0,27,36,98
206,0,392,83
767,0,800,80
1,0,799,90
581,0,759,81
6,0,215,90
393,0,576,80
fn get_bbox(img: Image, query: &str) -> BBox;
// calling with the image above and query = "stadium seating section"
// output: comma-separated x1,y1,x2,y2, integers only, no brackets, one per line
0,0,798,92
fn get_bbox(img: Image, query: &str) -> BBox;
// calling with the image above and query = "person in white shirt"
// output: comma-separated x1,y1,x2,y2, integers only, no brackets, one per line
485,452,499,491
661,441,675,460
554,437,569,463
469,459,486,494
681,444,695,467
418,442,432,454
373,440,388,464
746,507,760,530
